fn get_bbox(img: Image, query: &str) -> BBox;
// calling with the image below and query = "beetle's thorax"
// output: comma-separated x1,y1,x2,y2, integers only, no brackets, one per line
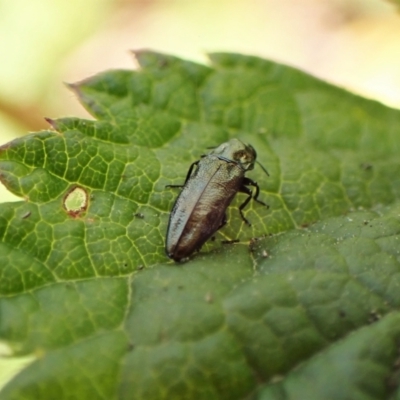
209,139,256,172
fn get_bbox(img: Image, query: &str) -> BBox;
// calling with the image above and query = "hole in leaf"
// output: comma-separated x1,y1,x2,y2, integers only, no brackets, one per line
63,186,88,217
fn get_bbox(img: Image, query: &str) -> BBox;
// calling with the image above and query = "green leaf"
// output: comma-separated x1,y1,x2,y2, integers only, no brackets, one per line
254,312,400,400
1,51,400,399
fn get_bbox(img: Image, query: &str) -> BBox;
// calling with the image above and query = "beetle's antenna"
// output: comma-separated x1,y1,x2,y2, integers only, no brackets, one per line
256,161,270,176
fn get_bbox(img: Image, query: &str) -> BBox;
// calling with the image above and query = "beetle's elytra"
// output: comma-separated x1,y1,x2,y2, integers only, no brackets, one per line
165,138,268,262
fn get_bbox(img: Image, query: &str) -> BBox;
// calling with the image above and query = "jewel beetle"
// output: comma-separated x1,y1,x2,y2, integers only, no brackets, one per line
165,138,268,262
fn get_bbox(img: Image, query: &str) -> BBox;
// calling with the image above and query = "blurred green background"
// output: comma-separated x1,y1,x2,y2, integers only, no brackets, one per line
1,0,399,202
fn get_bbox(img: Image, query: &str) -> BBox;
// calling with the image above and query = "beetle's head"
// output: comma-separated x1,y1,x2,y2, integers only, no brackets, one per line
212,139,256,171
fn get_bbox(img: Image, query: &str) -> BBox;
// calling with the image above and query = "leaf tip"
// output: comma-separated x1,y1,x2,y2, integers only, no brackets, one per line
64,81,81,96
44,117,56,128
131,49,173,70
131,48,152,68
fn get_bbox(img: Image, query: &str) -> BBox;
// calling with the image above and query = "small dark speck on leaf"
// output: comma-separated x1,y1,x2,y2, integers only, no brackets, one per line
339,310,346,318
22,211,31,219
301,221,316,228
270,375,284,384
205,292,213,303
134,213,145,219
368,309,381,323
249,236,261,251
360,162,373,170
221,239,239,245
158,58,170,68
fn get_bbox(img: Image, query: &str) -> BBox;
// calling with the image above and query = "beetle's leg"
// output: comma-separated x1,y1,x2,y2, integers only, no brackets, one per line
242,177,269,207
182,159,201,184
166,160,200,189
238,179,268,226
237,185,253,226
218,213,227,230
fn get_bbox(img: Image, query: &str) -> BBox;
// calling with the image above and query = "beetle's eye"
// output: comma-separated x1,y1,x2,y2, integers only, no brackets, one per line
235,151,248,164
236,151,254,169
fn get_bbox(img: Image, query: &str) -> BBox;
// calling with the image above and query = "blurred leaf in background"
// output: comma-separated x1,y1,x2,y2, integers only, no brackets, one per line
0,0,113,201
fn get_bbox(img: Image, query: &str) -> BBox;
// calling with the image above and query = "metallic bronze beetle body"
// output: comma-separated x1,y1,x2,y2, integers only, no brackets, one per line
165,139,267,262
